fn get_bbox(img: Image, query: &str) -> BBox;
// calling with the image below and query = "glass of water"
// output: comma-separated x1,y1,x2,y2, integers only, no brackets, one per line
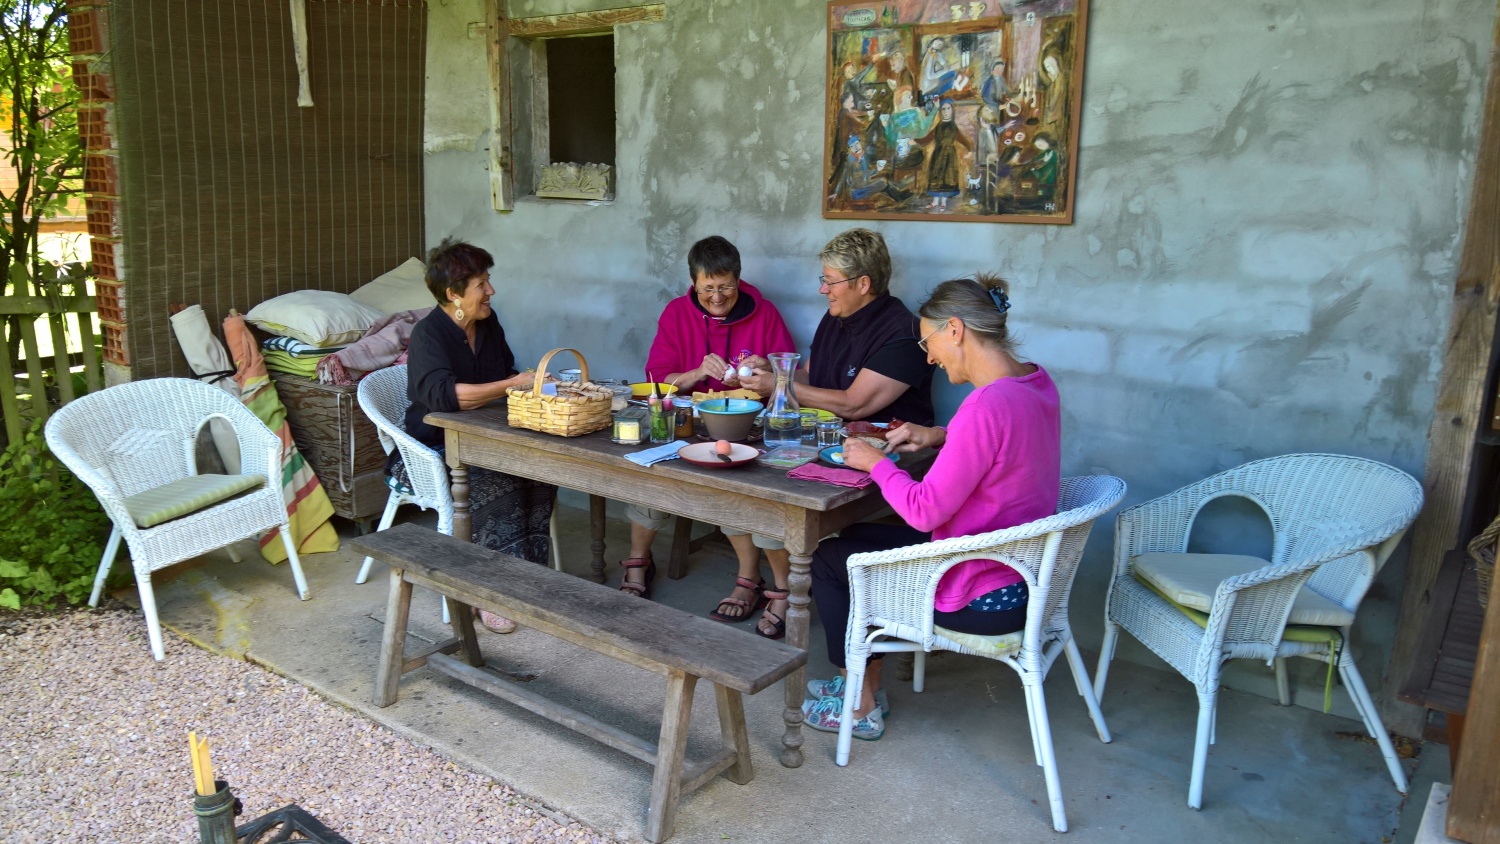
800,409,820,442
816,417,843,448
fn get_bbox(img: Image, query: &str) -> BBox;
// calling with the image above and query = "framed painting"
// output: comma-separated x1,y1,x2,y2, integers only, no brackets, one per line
823,0,1089,224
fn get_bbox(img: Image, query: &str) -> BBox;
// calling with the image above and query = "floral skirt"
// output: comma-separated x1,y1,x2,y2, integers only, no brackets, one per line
388,451,555,565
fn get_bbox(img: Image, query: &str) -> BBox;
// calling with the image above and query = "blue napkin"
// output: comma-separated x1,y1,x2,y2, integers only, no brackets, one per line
624,442,683,467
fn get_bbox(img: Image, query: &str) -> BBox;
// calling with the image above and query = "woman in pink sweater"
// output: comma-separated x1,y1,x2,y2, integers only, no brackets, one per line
620,237,798,637
801,274,1060,741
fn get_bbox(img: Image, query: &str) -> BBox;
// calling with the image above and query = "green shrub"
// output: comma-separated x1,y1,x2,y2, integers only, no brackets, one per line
0,420,117,609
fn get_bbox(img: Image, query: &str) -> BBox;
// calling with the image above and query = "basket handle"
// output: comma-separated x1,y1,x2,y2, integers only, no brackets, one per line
531,347,588,395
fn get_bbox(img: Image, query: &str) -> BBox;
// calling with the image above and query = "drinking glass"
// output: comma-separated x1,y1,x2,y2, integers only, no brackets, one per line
816,417,844,448
800,409,820,442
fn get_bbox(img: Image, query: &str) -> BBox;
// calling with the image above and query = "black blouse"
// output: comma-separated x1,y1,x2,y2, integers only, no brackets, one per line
404,308,517,446
808,294,935,426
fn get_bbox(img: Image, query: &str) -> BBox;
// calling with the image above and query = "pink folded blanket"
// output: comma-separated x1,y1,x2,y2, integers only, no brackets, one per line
787,463,874,489
317,307,432,385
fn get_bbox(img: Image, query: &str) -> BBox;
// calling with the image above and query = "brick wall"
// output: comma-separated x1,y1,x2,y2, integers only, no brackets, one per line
66,0,126,368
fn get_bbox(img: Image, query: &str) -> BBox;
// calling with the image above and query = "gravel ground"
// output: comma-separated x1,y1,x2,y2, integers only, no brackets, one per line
0,609,621,844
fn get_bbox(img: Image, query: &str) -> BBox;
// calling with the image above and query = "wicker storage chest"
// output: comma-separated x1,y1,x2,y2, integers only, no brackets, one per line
270,371,388,527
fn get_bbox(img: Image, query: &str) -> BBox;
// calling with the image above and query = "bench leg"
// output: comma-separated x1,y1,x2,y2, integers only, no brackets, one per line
374,569,414,707
446,599,484,667
714,684,753,785
645,668,697,844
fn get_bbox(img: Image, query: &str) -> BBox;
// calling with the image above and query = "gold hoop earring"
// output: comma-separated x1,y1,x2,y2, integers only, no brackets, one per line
454,304,465,323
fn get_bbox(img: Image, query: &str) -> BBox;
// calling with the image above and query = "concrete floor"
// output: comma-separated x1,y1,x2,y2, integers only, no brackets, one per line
136,503,1439,844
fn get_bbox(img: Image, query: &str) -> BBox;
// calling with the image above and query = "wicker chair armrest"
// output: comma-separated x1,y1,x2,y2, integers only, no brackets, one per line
42,430,137,532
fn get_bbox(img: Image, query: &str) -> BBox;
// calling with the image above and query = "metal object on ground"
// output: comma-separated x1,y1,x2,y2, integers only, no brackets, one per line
236,804,354,844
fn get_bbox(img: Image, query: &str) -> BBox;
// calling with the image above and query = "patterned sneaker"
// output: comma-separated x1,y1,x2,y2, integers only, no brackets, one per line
804,676,889,716
801,697,885,741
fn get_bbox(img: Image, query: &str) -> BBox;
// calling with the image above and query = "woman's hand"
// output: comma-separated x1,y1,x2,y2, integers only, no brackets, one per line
842,436,887,473
698,353,732,385
883,422,945,453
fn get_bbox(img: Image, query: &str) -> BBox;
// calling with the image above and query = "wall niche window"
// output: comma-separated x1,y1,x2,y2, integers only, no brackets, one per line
492,5,664,210
521,34,616,201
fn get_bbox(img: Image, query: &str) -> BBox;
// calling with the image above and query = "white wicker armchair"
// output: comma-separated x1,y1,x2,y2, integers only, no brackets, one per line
355,366,456,587
838,475,1127,833
1092,453,1423,810
45,378,310,661
355,366,561,617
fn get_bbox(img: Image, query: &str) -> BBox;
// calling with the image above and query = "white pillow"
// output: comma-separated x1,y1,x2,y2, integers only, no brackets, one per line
245,290,386,348
349,257,436,316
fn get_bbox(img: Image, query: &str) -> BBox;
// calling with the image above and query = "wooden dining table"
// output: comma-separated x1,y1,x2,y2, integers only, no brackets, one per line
427,404,928,768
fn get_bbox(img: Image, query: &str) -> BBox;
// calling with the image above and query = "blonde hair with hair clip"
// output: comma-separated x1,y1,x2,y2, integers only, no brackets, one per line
917,273,1016,355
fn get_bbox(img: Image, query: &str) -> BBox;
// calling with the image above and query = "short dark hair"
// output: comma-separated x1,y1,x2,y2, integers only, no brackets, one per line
687,236,741,282
425,238,494,304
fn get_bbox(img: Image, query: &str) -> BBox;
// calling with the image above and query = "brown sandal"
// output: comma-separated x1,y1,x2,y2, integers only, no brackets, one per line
709,576,766,623
756,587,789,640
619,556,656,600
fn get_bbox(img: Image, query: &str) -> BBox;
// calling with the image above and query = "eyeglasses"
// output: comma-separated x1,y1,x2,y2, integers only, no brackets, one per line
696,284,738,298
917,322,947,353
818,274,859,290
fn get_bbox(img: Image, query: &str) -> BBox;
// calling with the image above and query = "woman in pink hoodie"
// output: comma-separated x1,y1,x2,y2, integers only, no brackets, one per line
800,274,1061,741
621,237,798,639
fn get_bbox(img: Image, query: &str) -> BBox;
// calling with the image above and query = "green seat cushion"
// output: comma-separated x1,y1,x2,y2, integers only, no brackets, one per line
1131,552,1355,627
123,474,266,528
933,627,1024,658
1133,574,1341,645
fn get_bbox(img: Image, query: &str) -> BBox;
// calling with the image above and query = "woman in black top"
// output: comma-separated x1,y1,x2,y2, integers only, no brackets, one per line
392,238,556,633
743,228,934,426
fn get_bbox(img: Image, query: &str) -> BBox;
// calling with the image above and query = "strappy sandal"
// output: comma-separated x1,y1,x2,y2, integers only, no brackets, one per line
755,586,790,640
619,556,656,600
709,576,766,623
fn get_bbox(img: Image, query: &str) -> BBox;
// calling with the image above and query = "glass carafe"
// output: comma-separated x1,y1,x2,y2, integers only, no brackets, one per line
762,352,803,449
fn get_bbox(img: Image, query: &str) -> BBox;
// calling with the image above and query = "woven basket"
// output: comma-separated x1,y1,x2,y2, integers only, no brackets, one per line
1465,513,1498,609
506,348,613,437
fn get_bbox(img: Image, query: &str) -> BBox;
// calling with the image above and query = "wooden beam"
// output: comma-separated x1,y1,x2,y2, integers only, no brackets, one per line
505,4,665,39
1387,12,1500,737
485,0,513,211
1449,579,1500,842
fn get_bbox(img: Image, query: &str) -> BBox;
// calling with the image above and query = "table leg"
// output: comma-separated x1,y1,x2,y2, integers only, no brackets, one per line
451,465,472,544
589,494,607,584
781,543,814,768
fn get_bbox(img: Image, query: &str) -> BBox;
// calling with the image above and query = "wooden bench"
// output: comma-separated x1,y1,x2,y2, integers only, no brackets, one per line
348,523,806,843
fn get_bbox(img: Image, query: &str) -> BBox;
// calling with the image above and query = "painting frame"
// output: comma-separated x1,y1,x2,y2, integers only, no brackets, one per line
822,0,1089,225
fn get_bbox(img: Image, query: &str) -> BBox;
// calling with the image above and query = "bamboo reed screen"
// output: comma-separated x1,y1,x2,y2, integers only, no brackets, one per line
111,0,426,378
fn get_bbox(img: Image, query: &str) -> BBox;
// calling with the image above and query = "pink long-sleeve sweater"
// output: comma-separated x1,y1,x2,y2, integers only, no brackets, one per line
868,365,1061,612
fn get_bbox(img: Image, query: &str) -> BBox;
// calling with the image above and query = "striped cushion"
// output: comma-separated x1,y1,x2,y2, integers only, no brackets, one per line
123,474,266,528
1131,552,1356,627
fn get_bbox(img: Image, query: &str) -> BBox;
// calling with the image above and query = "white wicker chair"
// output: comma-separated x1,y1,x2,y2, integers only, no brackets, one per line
355,366,561,623
1092,453,1423,810
837,475,1127,833
45,377,310,661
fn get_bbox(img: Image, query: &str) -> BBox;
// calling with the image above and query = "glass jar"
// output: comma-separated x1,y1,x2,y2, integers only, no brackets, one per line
612,407,647,445
762,352,803,449
648,397,675,444
672,397,695,439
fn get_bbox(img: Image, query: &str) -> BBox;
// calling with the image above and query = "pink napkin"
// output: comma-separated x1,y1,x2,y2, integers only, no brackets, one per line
788,463,874,489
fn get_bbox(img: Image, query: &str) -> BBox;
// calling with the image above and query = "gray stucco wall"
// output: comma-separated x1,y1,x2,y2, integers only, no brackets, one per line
422,0,1496,716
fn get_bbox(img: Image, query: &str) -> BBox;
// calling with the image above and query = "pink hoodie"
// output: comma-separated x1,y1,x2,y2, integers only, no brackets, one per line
869,366,1062,611
644,281,796,392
